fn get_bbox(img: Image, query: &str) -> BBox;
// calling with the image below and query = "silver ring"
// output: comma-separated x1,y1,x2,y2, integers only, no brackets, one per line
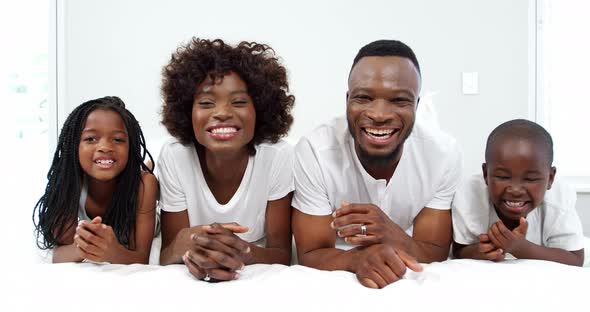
360,223,367,236
203,273,211,282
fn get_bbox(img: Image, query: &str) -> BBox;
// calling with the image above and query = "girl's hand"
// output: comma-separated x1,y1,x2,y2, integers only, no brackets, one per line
183,223,251,282
74,217,125,263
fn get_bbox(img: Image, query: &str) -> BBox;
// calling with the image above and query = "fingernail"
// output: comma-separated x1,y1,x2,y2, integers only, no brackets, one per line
337,231,342,237
246,247,251,253
190,234,196,240
330,222,335,229
234,273,240,279
102,224,107,229
332,211,337,218
184,251,190,257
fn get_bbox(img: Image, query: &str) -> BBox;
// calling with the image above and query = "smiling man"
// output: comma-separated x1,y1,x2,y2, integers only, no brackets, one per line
292,40,463,288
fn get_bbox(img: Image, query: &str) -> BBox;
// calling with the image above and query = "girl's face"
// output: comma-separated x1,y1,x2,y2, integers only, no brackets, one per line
192,71,256,155
78,108,129,182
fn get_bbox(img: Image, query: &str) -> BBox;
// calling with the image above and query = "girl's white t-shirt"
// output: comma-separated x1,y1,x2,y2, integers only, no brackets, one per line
157,139,294,243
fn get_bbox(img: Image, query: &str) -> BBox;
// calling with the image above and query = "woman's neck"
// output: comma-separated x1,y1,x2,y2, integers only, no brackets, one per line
198,146,250,204
86,176,118,211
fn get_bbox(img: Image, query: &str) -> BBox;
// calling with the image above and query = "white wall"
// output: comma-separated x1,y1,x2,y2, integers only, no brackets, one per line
57,1,589,235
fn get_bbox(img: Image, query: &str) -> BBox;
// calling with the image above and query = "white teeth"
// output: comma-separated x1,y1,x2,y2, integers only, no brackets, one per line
505,201,525,207
95,159,114,164
365,128,394,135
211,127,237,134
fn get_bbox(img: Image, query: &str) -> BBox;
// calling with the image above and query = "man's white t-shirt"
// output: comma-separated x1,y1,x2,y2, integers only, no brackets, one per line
452,173,585,252
292,116,462,249
157,139,294,243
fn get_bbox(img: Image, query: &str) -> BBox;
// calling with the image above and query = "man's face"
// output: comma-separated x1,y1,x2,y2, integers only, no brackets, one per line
346,56,421,165
483,138,556,223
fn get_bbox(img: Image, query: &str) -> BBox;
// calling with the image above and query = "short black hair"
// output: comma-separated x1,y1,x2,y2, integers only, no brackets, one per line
351,39,421,75
485,119,553,165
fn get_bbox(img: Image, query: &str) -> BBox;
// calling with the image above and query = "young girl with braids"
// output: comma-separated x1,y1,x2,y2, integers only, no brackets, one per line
34,96,158,264
159,38,295,281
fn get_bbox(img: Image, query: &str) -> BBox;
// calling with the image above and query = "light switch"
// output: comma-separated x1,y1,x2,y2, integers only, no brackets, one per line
462,72,479,95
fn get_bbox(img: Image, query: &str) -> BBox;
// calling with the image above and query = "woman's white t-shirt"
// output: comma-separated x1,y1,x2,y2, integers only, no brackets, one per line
157,139,294,243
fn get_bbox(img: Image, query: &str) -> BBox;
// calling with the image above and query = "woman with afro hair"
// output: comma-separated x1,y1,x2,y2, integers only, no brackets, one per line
158,38,295,282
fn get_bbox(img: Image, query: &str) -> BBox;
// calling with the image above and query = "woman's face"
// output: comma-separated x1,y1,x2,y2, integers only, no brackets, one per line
78,108,129,182
192,71,256,155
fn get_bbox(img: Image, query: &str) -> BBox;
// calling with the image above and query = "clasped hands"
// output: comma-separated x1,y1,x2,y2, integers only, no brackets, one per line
478,217,529,261
74,216,123,263
331,202,422,288
182,222,252,282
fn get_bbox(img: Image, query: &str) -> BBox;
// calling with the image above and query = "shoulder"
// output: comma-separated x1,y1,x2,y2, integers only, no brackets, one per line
138,172,158,212
159,138,193,159
408,120,460,156
542,177,577,213
453,173,489,207
295,116,348,155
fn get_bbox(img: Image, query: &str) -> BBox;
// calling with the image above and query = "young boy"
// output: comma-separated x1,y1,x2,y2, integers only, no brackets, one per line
452,119,585,266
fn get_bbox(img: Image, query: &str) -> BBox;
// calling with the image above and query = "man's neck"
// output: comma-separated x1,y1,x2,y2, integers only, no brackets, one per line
356,145,404,183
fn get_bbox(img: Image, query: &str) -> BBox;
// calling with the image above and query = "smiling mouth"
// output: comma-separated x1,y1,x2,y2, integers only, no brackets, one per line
362,127,399,142
94,159,115,169
208,126,240,140
502,200,529,214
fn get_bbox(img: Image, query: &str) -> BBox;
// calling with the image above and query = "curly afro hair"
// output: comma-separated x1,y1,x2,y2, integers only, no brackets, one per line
161,38,295,154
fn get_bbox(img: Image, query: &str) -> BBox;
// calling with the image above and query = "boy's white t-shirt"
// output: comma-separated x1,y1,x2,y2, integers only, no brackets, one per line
292,116,462,249
452,173,585,251
157,139,294,243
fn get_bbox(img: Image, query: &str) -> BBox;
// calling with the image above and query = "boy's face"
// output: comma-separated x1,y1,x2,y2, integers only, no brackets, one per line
483,138,556,223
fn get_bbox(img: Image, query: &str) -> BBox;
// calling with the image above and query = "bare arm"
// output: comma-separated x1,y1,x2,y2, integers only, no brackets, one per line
512,243,584,266
52,221,84,263
245,192,292,265
408,208,452,262
159,209,192,265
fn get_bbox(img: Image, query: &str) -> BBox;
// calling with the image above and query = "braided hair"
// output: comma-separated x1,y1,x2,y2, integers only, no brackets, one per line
33,96,154,249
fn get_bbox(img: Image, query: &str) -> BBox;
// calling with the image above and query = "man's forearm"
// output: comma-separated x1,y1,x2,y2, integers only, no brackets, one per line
387,231,449,263
299,247,360,272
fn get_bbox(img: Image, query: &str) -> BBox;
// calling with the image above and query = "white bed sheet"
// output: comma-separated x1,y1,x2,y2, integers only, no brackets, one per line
2,237,589,312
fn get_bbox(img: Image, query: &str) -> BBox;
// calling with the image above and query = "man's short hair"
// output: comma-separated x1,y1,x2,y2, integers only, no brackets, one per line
485,119,554,165
351,40,421,76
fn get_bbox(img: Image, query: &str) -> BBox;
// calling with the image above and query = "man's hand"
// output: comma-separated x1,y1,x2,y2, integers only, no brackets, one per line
487,218,529,254
183,223,251,282
478,234,505,261
355,244,423,289
332,202,404,246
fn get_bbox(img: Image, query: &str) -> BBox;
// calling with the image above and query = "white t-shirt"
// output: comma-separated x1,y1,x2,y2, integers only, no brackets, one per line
292,116,462,249
452,173,585,252
157,139,294,243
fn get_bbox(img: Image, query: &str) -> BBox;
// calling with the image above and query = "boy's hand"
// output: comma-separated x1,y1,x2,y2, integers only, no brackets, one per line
478,234,505,261
487,218,529,254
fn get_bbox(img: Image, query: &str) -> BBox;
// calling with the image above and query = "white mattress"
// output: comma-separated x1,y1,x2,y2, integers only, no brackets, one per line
2,237,589,312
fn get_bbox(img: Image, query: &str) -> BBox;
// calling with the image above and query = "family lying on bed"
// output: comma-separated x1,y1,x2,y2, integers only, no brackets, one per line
32,38,585,289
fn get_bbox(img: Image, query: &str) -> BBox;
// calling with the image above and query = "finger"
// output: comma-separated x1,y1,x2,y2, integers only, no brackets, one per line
485,249,505,262
182,253,206,279
514,217,528,235
79,250,102,262
479,234,490,243
344,235,379,246
396,249,423,272
76,226,105,249
79,222,103,236
74,235,102,257
337,223,372,238
487,228,502,247
217,222,249,233
90,216,102,224
358,277,379,289
185,250,219,270
478,242,497,253
192,234,243,258
200,247,244,271
497,221,514,240
377,260,402,285
200,229,251,254
491,223,509,244
207,268,240,281
332,203,370,218
331,214,370,229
